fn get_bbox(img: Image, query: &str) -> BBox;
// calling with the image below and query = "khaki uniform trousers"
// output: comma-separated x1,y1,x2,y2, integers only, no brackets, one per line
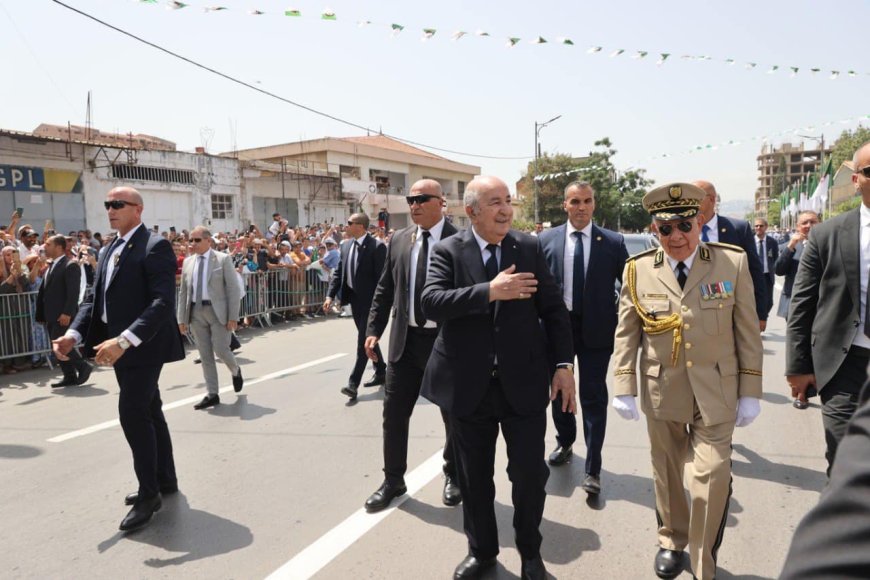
647,404,734,580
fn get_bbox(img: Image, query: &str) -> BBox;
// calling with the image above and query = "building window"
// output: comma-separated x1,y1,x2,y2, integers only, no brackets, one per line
211,194,233,219
110,164,195,185
458,180,466,195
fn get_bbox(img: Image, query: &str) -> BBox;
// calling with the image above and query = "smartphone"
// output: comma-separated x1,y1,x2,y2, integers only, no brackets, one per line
16,207,23,218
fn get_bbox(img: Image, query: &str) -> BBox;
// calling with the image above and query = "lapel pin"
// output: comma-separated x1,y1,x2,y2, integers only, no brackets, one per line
721,228,726,233
596,236,602,241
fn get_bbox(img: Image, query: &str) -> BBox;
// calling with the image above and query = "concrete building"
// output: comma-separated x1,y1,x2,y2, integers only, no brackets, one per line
755,141,831,218
228,135,480,229
830,161,857,208
33,123,176,151
1,127,243,235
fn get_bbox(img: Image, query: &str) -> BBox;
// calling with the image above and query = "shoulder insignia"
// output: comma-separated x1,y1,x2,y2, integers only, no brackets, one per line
626,247,658,261
653,248,664,267
706,242,745,253
699,246,711,261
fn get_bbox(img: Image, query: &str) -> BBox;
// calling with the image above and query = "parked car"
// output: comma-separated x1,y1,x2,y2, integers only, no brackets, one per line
623,233,659,257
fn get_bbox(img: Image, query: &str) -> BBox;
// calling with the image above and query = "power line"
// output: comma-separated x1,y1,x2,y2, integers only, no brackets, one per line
49,0,532,161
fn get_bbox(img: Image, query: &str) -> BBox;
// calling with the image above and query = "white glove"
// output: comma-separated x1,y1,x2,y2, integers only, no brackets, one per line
735,397,761,428
612,395,640,421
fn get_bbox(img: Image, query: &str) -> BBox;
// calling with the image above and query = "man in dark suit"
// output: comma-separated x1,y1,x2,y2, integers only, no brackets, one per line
539,181,629,495
421,176,576,580
752,217,779,321
694,180,767,330
787,142,870,476
53,186,185,532
323,213,387,401
362,179,461,512
36,234,92,388
779,376,870,579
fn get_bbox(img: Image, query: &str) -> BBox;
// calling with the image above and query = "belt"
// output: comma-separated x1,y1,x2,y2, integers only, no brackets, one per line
193,300,212,307
408,325,438,336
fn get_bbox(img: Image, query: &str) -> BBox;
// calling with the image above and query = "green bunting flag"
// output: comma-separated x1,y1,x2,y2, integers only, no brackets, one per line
451,31,467,40
656,53,670,65
830,71,840,80
609,49,624,57
321,9,336,21
725,58,735,65
507,37,521,47
810,68,820,74
632,51,648,59
746,62,757,69
531,36,547,44
556,37,574,45
790,67,799,76
249,9,264,15
587,46,602,53
204,6,228,12
391,23,404,31
422,28,436,40
475,29,490,37
168,1,188,9
357,20,371,27
284,9,301,17
139,0,158,4
767,65,779,74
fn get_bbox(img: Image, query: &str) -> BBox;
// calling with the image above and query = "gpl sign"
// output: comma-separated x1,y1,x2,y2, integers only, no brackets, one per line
0,165,45,192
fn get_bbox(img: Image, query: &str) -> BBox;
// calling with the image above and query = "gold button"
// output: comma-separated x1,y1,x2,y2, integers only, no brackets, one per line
686,361,693,368
681,305,688,312
685,342,692,349
683,323,690,330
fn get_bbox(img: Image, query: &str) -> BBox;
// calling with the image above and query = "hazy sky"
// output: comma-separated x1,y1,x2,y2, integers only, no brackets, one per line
2,0,867,204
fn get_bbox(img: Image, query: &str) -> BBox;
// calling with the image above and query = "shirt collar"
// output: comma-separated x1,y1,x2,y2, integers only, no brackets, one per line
197,248,213,260
565,220,593,238
471,226,500,252
418,217,446,241
666,246,699,272
861,203,870,228
354,232,368,244
115,223,144,247
704,214,718,232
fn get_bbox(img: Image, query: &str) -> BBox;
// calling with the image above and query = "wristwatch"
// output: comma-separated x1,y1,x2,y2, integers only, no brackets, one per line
117,336,132,350
556,363,574,372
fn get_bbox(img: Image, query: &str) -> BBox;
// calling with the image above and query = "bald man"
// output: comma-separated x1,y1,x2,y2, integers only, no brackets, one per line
694,180,767,330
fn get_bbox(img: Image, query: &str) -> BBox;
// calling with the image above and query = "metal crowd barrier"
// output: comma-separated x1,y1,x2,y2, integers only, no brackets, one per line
1,270,332,363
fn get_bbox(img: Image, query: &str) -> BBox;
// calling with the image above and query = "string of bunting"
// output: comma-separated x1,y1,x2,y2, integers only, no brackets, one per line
136,1,864,81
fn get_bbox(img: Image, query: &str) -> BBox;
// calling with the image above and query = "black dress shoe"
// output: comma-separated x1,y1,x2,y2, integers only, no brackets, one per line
125,484,179,505
654,548,684,579
454,555,496,579
548,444,573,466
194,357,202,364
364,481,407,512
51,378,79,388
363,373,386,388
233,369,244,393
581,474,601,495
119,494,162,531
340,384,358,400
520,555,547,580
76,363,94,385
443,475,462,506
194,394,220,410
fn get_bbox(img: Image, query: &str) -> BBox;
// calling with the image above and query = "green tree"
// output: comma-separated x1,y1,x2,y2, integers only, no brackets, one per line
766,199,781,227
519,138,653,231
829,126,870,170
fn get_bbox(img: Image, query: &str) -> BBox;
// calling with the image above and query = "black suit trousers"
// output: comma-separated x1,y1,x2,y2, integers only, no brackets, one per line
349,299,385,386
115,365,177,498
551,313,611,476
451,378,549,560
47,321,86,380
819,346,868,476
383,328,455,484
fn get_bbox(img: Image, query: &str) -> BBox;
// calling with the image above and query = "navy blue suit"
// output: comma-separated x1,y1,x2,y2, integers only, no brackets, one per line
539,223,629,477
72,224,185,499
711,215,767,322
753,234,779,318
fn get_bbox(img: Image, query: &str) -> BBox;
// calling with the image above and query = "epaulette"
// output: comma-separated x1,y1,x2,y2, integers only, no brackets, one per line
705,241,745,253
627,247,658,261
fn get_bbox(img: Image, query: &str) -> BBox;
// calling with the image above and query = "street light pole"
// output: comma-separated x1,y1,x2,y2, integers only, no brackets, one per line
796,133,826,216
533,115,562,224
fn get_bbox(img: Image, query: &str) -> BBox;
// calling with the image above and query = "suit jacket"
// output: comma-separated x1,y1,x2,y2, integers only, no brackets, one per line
71,224,185,368
327,234,387,311
612,243,763,426
754,234,779,284
366,221,458,363
774,241,804,298
177,250,242,326
780,379,870,579
715,215,767,321
786,209,862,391
35,255,80,324
538,223,629,350
420,228,573,418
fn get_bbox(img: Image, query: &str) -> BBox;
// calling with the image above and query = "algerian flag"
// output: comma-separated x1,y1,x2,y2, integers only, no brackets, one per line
849,70,857,77
422,28,436,40
168,1,188,9
139,0,158,4
656,53,669,65
321,9,336,20
506,37,521,47
609,49,624,57
745,62,756,69
451,30,467,41
285,9,301,17
203,6,228,12
790,67,799,77
587,46,602,53
632,51,648,59
725,58,735,65
830,71,840,80
249,9,264,15
767,65,779,74
556,37,574,45
530,36,547,44
391,23,404,37
810,68,820,74
475,29,490,37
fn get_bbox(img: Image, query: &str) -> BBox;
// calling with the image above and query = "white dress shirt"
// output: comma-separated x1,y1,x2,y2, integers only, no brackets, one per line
703,214,720,243
190,248,213,302
561,221,592,311
854,204,870,349
666,247,699,285
408,217,446,329
471,226,500,267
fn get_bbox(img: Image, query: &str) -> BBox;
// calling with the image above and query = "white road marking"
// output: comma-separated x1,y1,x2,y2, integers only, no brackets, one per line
266,450,445,580
46,353,348,443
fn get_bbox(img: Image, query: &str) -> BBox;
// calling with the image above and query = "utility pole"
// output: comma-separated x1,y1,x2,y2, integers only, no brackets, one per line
533,115,561,224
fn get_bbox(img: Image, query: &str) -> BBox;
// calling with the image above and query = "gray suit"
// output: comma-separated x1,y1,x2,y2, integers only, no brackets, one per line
177,250,242,395
786,208,868,472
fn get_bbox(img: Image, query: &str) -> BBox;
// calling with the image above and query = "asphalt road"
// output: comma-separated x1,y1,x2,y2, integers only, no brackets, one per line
0,291,827,579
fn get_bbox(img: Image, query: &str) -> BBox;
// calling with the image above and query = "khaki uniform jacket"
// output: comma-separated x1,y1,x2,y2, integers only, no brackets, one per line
612,243,763,426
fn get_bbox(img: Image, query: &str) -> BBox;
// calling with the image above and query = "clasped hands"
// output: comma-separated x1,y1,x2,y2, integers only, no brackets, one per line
489,264,537,302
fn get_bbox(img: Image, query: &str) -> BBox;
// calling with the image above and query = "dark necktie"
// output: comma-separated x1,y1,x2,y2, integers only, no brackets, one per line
758,239,767,274
702,225,711,243
484,244,499,281
195,255,206,304
350,241,361,284
572,231,585,312
413,230,431,326
865,265,870,339
676,262,688,289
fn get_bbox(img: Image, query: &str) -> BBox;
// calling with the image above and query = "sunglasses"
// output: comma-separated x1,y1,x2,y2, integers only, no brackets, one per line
753,224,766,228
657,221,694,237
190,237,204,243
103,200,139,210
406,194,438,206
856,166,870,178
347,221,361,226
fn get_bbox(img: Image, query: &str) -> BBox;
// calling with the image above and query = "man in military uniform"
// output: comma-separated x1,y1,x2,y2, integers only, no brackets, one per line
610,183,763,580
